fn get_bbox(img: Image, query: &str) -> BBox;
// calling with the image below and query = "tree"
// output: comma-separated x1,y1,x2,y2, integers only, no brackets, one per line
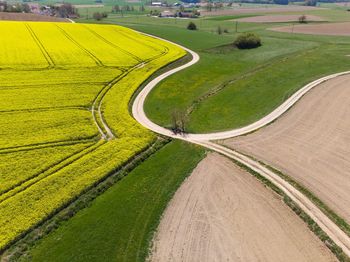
112,5,120,13
206,2,212,11
171,110,188,134
58,3,77,18
93,12,103,20
299,15,307,23
217,25,222,35
139,5,145,12
187,21,197,30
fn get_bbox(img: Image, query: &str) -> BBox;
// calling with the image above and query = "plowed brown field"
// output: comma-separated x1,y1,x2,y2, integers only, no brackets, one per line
272,22,350,36
150,153,336,262
224,74,350,223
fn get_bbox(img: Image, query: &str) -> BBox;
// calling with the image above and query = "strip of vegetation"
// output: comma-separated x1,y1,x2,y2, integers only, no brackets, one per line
3,140,206,262
226,155,350,261
1,137,166,260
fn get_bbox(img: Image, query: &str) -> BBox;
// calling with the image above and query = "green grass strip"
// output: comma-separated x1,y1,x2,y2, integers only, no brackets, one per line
3,140,205,262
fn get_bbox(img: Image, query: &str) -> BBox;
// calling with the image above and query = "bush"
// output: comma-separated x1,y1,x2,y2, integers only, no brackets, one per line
233,33,261,49
187,22,197,30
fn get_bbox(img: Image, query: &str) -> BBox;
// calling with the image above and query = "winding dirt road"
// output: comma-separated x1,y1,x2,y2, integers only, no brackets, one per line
132,33,350,257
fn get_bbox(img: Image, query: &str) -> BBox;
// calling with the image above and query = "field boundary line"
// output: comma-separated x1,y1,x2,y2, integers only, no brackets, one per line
131,32,350,258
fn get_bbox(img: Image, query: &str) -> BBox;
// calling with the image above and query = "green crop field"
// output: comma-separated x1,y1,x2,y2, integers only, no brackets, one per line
0,21,185,251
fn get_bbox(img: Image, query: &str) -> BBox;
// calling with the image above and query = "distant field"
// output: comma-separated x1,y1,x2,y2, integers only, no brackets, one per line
0,21,185,251
272,22,350,36
0,12,68,22
235,14,325,23
200,5,323,16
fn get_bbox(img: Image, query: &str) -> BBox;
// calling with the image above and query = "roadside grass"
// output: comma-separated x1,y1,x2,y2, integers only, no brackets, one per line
16,141,205,262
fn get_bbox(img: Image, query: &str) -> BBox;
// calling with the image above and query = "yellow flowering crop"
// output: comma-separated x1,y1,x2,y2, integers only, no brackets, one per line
0,21,185,250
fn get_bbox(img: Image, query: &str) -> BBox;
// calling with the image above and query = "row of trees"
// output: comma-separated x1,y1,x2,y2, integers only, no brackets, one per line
112,4,145,13
0,2,31,13
54,3,78,18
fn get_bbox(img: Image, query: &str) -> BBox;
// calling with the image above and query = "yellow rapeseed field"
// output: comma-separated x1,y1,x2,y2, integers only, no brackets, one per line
0,21,185,250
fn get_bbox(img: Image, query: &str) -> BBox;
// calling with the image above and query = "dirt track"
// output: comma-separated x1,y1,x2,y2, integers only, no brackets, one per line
200,6,322,16
224,74,350,223
236,14,325,23
272,22,350,36
150,153,336,262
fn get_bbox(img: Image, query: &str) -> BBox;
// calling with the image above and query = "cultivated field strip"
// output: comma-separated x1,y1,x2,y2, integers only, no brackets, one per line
0,22,186,250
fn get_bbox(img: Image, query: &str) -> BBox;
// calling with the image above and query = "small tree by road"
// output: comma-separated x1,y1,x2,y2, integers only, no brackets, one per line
171,110,188,134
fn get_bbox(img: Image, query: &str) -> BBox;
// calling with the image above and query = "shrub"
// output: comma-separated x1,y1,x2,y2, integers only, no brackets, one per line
187,22,197,30
233,33,261,49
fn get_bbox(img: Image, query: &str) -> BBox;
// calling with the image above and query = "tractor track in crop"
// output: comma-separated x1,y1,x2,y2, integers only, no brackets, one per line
25,23,55,69
0,141,104,205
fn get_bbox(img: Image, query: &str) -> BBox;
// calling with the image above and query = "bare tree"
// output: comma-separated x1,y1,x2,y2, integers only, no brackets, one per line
171,109,188,134
299,15,307,23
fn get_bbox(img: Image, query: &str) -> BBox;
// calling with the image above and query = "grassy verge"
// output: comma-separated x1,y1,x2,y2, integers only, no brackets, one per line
6,140,205,262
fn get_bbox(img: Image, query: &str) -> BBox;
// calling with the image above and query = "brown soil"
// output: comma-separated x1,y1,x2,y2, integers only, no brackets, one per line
0,12,68,22
224,74,350,224
272,22,350,36
235,14,325,23
201,6,323,16
150,153,336,262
